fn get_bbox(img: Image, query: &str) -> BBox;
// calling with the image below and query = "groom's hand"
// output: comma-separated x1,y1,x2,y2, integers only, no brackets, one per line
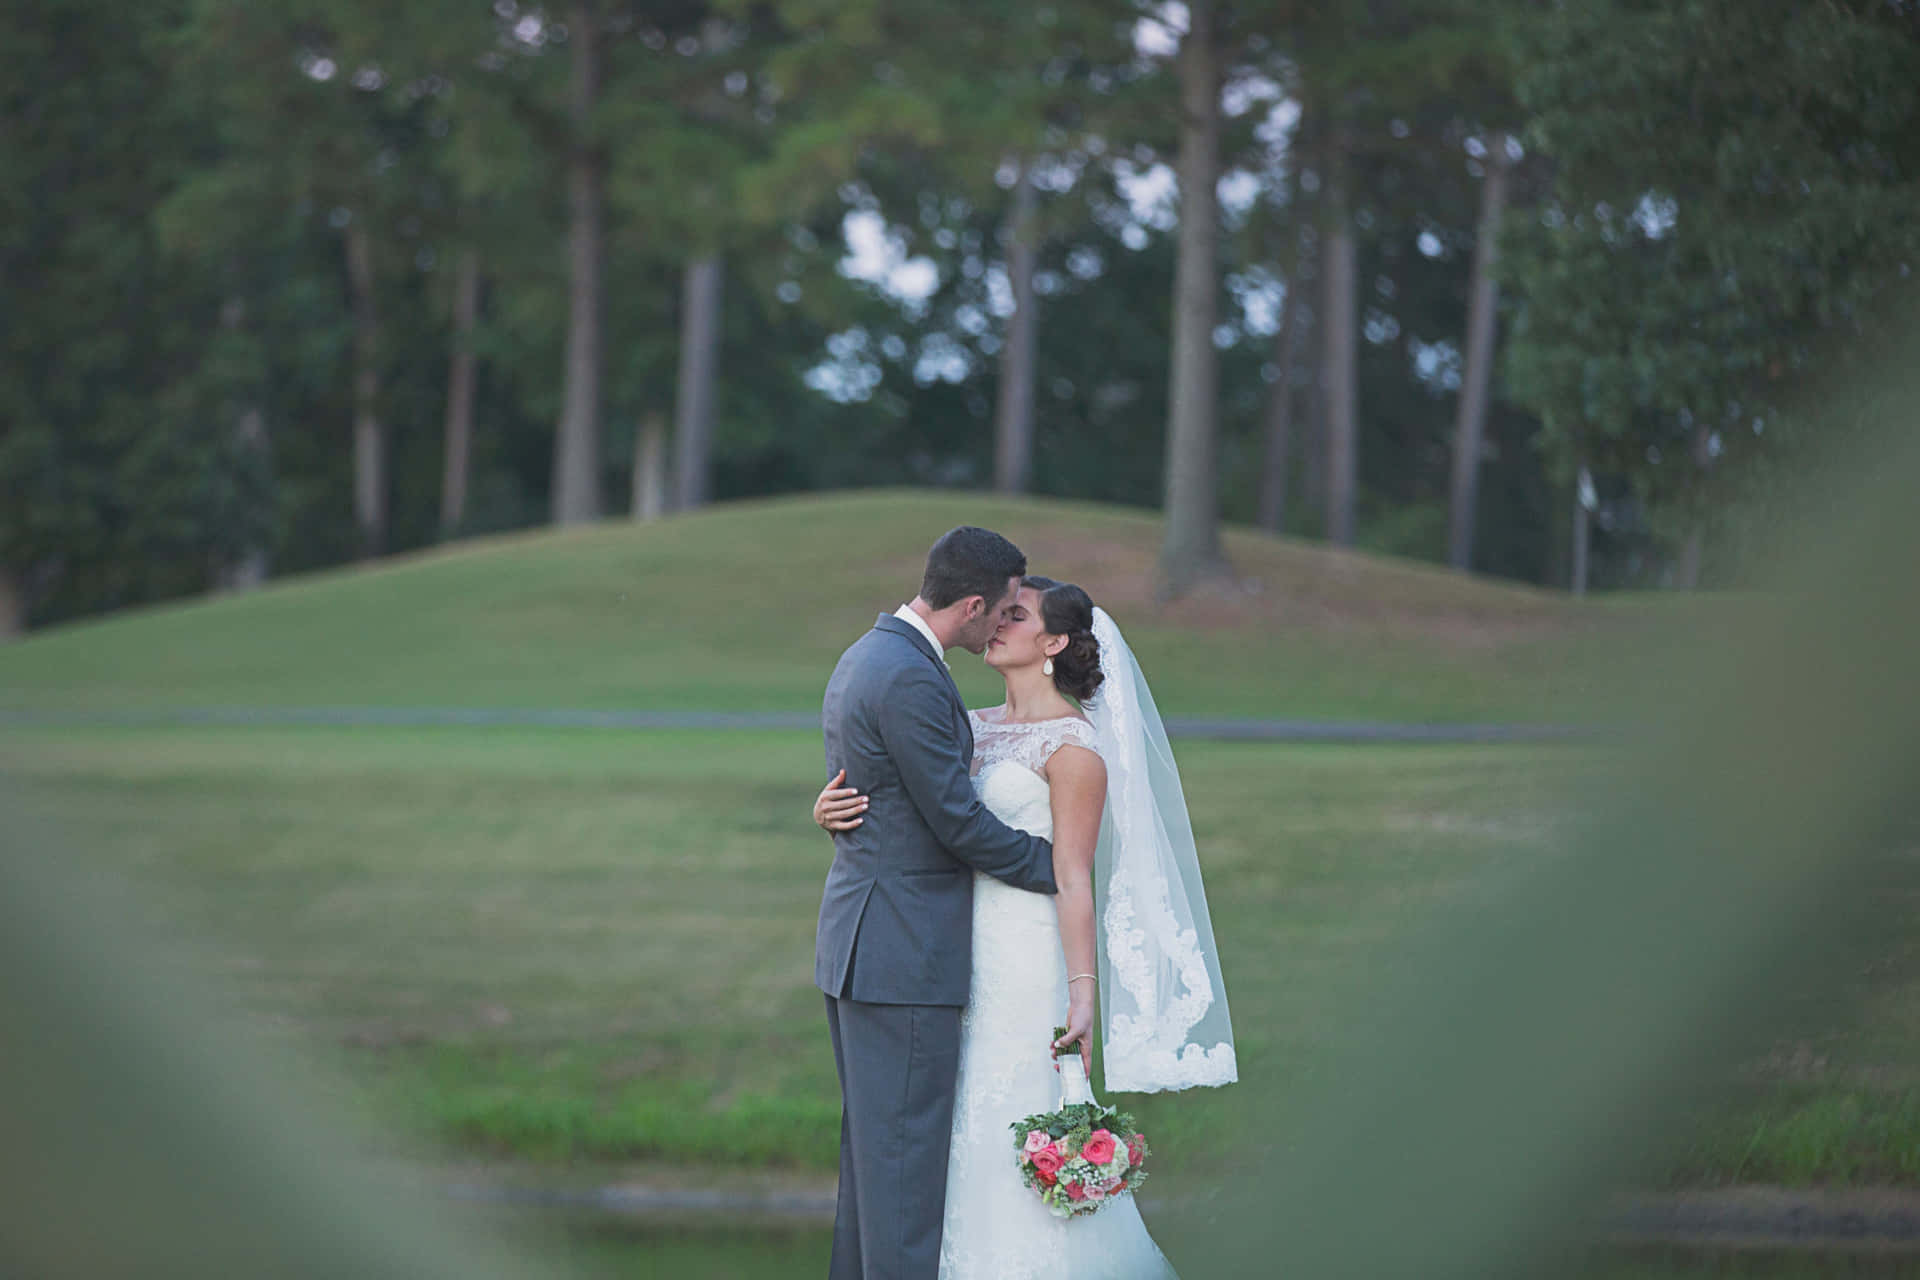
1054,997,1094,1075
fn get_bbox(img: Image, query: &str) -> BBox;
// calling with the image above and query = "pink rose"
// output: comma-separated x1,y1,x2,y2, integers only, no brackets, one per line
1024,1130,1052,1156
1030,1144,1064,1180
1082,1129,1118,1165
1065,1182,1088,1202
1126,1133,1147,1165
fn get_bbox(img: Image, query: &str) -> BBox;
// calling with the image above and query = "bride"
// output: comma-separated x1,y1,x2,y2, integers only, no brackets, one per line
813,575,1237,1279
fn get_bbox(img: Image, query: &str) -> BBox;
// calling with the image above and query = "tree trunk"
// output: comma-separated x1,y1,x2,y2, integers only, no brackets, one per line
1301,285,1327,523
218,406,270,591
1447,131,1512,572
994,156,1039,494
1675,419,1713,588
214,294,270,591
0,564,24,638
1321,136,1359,548
632,409,668,521
673,253,724,511
551,1,604,526
1157,0,1231,596
1571,462,1593,597
344,221,386,558
1677,530,1704,588
440,248,481,535
1256,274,1304,533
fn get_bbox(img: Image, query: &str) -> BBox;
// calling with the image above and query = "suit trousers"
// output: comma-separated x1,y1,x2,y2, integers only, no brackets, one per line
824,993,963,1280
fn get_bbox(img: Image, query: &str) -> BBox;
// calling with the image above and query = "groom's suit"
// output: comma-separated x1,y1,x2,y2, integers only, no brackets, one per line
816,612,1057,1280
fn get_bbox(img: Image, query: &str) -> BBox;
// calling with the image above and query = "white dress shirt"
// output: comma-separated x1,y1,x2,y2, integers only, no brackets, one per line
893,603,949,668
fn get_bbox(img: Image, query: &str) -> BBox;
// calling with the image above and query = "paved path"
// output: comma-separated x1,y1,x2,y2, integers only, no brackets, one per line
1606,1186,1920,1249
0,706,1597,744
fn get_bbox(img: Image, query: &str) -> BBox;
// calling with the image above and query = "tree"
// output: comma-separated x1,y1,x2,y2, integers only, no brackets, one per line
163,0,471,562
673,254,724,510
1505,0,1920,584
1256,226,1308,533
4,0,1633,637
750,0,1138,499
631,409,668,519
1157,0,1235,591
211,295,272,592
1445,129,1511,570
344,218,387,554
1318,127,1359,548
550,0,606,526
994,158,1041,494
1,0,273,630
439,249,481,534
590,4,801,515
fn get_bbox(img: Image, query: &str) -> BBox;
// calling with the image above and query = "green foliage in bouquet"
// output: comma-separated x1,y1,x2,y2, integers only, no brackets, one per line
1015,1101,1143,1148
1010,1027,1152,1217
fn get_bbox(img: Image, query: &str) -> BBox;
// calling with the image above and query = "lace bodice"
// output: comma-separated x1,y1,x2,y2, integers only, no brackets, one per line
968,708,1100,779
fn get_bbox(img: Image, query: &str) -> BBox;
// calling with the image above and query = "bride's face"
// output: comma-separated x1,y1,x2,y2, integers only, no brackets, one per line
984,586,1065,674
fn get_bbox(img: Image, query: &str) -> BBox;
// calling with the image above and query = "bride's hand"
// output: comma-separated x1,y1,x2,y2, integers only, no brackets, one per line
813,768,869,832
1054,992,1094,1075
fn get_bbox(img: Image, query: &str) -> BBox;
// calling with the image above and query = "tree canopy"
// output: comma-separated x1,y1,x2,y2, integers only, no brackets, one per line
4,0,1913,628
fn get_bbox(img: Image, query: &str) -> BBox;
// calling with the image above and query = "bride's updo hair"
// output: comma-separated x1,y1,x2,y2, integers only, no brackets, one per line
1022,575,1103,704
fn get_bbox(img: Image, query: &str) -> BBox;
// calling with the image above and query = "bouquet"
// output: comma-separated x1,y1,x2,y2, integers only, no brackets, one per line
1008,1027,1151,1219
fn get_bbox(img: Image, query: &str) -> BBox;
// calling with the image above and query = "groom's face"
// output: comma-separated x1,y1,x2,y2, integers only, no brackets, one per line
952,576,1021,654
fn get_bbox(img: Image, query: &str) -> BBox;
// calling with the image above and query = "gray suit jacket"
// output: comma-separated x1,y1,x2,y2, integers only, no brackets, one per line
814,614,1057,1006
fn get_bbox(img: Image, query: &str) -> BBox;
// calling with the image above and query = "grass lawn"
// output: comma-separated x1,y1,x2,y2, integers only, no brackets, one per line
8,720,1915,1190
1,491,1910,1195
2,725,1591,1172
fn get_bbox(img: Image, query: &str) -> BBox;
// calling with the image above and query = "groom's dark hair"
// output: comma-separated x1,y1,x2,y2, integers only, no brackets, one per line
920,526,1027,610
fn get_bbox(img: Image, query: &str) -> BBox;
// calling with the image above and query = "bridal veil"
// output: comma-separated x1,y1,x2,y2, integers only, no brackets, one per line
1087,607,1238,1094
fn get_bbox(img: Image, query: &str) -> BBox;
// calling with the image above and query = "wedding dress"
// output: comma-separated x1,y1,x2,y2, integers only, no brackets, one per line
937,707,1179,1280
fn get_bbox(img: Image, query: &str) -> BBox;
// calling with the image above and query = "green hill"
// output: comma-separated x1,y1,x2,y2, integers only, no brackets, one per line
0,490,1609,722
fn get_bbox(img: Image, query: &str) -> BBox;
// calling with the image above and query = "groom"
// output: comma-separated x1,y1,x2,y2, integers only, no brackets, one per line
815,526,1059,1280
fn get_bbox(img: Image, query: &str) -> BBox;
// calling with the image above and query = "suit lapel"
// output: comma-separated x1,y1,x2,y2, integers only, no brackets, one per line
872,614,971,760
959,691,974,765
873,614,956,688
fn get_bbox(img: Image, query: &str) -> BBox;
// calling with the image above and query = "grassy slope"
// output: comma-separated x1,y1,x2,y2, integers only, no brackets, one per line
0,490,1611,722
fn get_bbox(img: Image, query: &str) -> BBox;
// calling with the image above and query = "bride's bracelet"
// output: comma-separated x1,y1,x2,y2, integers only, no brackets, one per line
1067,973,1097,986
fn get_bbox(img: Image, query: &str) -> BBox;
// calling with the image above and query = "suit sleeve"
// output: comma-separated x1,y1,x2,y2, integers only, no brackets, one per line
877,667,1058,895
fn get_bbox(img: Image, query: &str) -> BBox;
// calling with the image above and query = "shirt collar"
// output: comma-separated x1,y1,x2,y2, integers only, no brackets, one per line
893,604,949,669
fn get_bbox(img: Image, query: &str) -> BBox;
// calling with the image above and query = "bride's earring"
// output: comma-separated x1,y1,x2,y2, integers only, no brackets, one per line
1042,656,1055,677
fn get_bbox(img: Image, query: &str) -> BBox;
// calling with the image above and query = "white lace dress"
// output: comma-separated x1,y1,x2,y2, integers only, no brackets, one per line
938,708,1179,1280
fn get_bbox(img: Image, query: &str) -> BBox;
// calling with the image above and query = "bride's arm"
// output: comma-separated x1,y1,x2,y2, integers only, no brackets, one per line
1045,744,1107,1073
